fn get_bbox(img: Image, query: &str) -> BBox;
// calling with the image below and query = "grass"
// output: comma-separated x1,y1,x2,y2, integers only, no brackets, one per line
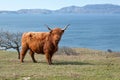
0,48,120,80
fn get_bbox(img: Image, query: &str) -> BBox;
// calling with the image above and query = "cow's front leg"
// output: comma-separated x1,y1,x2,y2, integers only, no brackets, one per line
29,50,37,63
45,53,52,65
50,53,54,64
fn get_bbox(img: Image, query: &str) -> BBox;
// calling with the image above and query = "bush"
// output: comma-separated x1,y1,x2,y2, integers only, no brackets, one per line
56,46,79,55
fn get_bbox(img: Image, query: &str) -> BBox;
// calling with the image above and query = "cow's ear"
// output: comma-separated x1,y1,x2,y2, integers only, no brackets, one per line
62,30,65,33
50,30,53,34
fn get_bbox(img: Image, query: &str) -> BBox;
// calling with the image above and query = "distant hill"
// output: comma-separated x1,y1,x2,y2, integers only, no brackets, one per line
55,4,120,14
0,4,120,14
17,9,52,14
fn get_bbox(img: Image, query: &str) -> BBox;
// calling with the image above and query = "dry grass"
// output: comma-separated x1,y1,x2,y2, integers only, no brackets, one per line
0,48,120,80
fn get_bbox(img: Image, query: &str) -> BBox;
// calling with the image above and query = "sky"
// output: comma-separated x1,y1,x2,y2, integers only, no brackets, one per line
0,0,120,11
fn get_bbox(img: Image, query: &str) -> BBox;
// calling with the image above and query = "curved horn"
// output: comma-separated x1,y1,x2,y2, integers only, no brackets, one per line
63,24,70,30
45,24,52,31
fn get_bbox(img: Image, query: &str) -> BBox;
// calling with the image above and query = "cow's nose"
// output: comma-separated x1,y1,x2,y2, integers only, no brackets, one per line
55,40,60,44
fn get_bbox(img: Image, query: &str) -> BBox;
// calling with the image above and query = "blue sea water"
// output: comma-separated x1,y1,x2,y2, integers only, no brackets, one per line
0,14,120,51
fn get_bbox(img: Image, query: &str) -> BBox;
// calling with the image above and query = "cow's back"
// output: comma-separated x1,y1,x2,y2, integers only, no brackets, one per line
21,32,49,53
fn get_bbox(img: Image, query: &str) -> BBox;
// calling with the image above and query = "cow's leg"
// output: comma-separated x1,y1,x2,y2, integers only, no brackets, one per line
45,53,52,65
50,53,54,64
20,47,28,63
29,50,37,63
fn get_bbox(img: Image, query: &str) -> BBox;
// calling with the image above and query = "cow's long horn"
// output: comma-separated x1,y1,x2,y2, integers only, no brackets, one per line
63,24,70,30
45,24,52,31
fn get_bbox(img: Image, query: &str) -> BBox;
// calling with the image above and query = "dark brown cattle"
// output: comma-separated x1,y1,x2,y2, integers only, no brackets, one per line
20,25,69,65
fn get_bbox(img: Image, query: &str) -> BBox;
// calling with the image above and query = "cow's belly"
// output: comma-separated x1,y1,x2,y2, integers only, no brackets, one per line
33,47,44,54
28,42,44,54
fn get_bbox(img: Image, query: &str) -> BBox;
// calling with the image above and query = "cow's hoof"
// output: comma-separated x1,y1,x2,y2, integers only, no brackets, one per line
33,61,37,63
48,63,53,65
20,60,24,63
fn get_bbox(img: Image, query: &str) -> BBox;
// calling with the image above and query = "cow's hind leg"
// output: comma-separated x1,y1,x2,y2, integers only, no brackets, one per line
20,47,28,63
29,50,37,63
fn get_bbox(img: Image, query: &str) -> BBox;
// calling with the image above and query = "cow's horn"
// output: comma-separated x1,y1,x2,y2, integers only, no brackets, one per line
63,24,70,30
45,24,52,31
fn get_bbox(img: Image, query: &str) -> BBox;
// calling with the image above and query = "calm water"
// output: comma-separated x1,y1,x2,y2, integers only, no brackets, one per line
0,14,120,51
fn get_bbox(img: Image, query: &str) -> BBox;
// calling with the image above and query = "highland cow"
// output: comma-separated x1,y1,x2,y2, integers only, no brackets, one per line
20,25,69,65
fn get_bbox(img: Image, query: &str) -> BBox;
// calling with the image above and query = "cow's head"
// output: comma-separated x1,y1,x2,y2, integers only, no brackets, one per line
46,24,70,44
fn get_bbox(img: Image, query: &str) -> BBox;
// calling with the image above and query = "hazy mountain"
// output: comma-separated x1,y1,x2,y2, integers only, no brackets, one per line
0,4,120,14
17,9,52,14
55,4,120,14
0,11,17,14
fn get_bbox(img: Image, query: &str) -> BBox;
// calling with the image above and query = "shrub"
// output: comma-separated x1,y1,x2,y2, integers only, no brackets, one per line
56,46,79,55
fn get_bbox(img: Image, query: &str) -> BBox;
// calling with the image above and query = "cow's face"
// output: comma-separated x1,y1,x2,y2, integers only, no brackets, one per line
46,24,70,44
50,28,64,44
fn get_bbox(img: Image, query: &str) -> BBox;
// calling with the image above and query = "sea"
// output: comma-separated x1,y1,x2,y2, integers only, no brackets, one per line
0,14,120,51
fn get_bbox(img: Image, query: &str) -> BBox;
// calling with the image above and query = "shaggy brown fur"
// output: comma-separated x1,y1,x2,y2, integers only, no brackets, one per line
20,26,69,65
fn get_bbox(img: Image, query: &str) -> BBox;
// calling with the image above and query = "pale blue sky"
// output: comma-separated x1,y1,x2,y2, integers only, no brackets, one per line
0,0,120,10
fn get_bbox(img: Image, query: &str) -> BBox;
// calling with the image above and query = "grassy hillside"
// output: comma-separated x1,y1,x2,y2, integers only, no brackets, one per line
0,48,120,80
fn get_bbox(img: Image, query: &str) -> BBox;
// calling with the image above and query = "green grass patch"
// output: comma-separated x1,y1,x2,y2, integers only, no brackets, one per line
0,49,120,80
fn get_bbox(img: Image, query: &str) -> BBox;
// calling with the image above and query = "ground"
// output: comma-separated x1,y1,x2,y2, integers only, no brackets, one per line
0,48,120,80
